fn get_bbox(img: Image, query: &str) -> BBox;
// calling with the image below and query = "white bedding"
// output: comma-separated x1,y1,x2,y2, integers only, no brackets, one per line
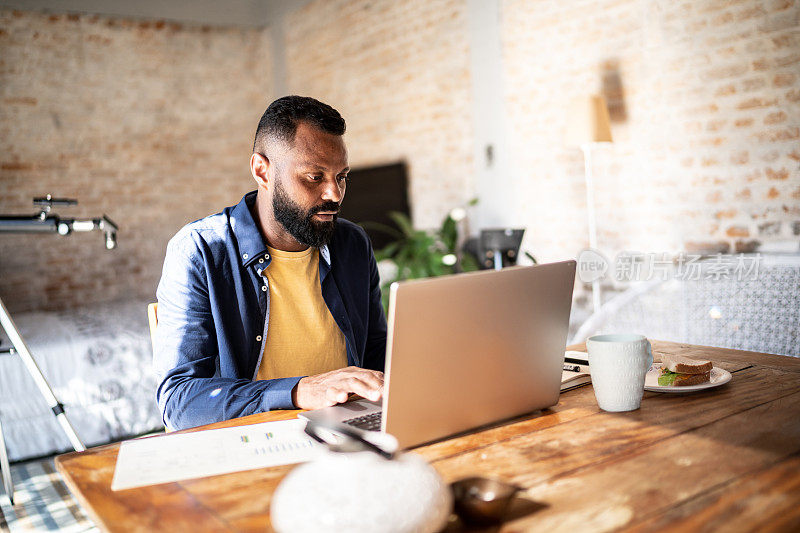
0,299,163,461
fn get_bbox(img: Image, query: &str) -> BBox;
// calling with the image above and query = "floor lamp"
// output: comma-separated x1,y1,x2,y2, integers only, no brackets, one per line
566,95,613,312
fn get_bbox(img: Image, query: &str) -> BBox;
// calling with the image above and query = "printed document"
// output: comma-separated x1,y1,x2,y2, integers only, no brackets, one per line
112,419,323,491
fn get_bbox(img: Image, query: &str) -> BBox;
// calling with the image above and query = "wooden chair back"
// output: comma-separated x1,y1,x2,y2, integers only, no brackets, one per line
147,302,158,353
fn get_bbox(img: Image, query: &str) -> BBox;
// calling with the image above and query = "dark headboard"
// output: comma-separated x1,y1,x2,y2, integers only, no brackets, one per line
339,162,411,250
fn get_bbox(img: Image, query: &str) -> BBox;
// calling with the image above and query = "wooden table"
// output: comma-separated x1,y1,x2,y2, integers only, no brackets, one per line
56,340,800,532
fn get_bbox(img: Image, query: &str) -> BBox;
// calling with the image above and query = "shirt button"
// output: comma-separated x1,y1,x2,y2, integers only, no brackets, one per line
243,253,249,260
265,254,270,260
256,335,262,342
258,258,264,264
261,285,267,292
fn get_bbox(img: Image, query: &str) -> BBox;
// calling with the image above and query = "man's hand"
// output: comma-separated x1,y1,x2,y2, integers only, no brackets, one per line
292,366,384,410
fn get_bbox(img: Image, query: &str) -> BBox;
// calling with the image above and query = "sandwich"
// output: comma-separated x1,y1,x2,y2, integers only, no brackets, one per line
658,354,713,386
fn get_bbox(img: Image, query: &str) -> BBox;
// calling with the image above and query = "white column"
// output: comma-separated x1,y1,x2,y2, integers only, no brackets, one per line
467,0,515,230
581,143,602,312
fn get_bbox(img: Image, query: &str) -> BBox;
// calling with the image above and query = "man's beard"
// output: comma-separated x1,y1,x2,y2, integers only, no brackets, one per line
272,180,339,247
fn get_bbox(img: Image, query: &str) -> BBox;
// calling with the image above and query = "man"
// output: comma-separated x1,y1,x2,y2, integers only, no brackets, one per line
154,96,386,430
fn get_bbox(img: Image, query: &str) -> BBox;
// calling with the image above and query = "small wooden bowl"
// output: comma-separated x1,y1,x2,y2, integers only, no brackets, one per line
451,477,522,525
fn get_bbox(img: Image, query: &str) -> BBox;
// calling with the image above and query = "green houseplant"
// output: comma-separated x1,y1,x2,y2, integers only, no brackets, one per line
364,203,479,313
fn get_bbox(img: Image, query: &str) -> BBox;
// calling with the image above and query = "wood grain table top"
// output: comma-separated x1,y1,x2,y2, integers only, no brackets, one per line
55,340,800,532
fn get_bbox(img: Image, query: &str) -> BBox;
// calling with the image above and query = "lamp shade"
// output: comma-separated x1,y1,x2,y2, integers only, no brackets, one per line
564,94,613,145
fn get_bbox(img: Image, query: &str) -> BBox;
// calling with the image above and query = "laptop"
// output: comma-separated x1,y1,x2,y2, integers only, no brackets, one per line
300,260,576,448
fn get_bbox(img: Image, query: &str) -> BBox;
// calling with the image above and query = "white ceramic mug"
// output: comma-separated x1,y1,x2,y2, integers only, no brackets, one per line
586,334,653,412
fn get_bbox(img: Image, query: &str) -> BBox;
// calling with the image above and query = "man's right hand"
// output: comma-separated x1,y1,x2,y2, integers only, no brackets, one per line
292,366,384,410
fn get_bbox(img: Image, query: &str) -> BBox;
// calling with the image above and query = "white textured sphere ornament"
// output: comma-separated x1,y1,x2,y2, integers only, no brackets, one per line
271,451,452,533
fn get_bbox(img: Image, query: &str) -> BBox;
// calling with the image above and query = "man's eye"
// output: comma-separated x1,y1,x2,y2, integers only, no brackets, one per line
308,174,323,181
337,175,349,183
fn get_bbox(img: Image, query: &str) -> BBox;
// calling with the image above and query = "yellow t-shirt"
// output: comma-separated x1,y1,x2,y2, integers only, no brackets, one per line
256,246,348,380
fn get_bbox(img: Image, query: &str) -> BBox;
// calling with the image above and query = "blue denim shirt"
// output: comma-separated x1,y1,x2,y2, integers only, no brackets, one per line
154,191,387,430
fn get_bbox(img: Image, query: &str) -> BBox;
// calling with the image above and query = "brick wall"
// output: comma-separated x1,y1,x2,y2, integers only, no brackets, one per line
279,0,798,264
2,1,798,314
0,10,272,312
283,0,476,229
501,0,800,263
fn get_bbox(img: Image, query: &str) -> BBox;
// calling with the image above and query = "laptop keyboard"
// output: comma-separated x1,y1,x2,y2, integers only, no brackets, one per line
342,412,382,431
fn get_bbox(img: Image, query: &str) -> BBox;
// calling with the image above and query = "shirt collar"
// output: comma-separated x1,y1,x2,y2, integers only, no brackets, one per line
231,191,332,269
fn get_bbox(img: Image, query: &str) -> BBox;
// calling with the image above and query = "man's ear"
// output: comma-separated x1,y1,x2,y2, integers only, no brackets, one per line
250,153,270,190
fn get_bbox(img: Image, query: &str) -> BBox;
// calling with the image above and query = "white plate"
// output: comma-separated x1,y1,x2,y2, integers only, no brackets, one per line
644,363,732,393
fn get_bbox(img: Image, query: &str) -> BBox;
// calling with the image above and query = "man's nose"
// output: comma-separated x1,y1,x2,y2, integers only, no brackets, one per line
320,177,343,204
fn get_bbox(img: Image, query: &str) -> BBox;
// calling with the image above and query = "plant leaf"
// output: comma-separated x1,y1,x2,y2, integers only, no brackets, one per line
374,242,400,261
440,216,457,250
359,221,404,240
387,211,415,237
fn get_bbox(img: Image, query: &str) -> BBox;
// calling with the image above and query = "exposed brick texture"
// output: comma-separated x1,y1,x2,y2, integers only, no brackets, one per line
2,0,799,313
283,0,476,229
0,10,272,312
501,0,800,261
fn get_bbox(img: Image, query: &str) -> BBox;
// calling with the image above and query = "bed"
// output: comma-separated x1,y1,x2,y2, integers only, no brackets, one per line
0,298,163,462
570,253,800,358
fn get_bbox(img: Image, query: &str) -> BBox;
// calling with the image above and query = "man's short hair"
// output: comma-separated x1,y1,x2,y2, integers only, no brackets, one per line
253,95,346,154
